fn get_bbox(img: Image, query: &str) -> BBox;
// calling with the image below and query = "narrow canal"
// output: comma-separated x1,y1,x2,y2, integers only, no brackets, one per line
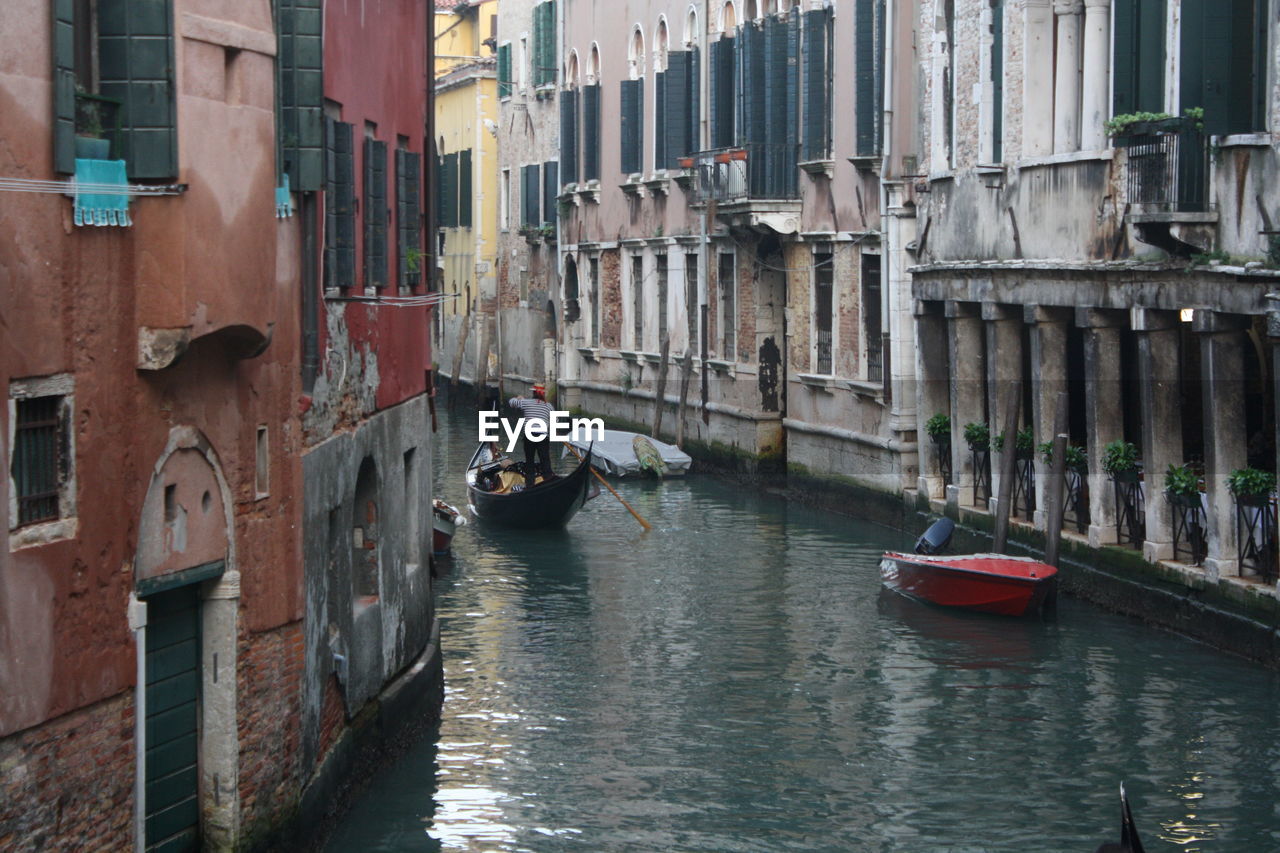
325,406,1280,852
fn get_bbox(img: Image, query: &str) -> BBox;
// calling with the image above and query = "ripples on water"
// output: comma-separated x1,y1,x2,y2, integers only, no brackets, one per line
323,415,1280,852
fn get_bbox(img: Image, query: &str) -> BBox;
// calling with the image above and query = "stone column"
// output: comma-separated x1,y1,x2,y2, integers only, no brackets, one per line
1027,305,1070,529
1196,310,1250,579
1133,308,1182,563
1078,308,1125,547
947,302,984,510
1053,0,1083,154
1023,0,1055,157
985,303,1023,514
1079,0,1111,151
916,300,951,504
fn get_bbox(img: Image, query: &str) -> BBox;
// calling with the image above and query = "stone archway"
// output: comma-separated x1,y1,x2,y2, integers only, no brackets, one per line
133,426,240,851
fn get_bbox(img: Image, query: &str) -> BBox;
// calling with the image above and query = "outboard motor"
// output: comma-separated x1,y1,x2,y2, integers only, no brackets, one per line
914,517,955,555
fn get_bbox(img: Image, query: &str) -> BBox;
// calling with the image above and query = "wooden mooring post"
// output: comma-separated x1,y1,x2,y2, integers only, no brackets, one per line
1043,392,1070,568
992,382,1022,554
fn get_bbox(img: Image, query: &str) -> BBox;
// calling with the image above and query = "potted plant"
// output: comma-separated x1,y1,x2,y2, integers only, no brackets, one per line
74,90,112,159
925,413,951,444
963,422,990,451
1102,440,1139,482
993,427,1034,457
1164,464,1202,506
1227,467,1275,507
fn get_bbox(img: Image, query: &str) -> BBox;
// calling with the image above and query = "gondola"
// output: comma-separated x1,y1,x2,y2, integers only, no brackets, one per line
465,441,595,528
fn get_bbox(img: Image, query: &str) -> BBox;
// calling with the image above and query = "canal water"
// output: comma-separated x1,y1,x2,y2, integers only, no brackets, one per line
325,407,1280,852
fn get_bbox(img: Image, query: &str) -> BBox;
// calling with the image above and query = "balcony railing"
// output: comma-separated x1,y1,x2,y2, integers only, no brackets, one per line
691,144,800,204
1116,118,1208,213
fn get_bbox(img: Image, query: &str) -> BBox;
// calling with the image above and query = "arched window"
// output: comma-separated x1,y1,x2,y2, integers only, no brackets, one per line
654,18,669,73
744,0,759,21
628,26,646,79
720,1,737,32
566,49,580,89
587,43,601,84
685,6,699,46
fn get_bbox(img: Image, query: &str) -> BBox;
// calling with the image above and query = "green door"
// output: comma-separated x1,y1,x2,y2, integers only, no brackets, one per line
144,584,201,853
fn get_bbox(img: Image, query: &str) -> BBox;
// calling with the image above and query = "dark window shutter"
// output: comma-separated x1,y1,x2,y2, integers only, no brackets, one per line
98,0,178,179
458,148,472,227
442,152,459,228
396,149,422,289
1111,0,1136,116
710,36,736,148
52,0,76,174
544,2,558,87
1181,0,1259,136
582,85,601,181
278,0,324,190
522,164,540,226
560,92,579,184
855,0,877,156
620,78,643,175
324,118,355,289
654,71,668,170
498,44,512,98
543,161,558,225
989,0,1001,160
802,9,831,160
687,47,701,156
364,138,388,288
665,52,690,164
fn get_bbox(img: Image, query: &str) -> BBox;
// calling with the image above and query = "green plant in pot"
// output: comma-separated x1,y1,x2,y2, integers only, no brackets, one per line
1037,440,1088,472
1227,467,1275,506
1102,440,1139,481
964,422,990,451
994,427,1034,456
925,413,951,443
1164,464,1202,506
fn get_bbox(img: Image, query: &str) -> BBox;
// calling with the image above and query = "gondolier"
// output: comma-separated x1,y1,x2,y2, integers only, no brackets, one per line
508,384,555,488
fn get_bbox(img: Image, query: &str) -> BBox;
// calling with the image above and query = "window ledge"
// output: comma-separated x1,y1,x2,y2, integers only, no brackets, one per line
534,84,556,100
559,186,582,207
9,517,78,551
640,351,664,365
673,168,697,190
1018,148,1113,169
577,346,601,362
798,373,838,391
846,378,885,399
704,358,736,376
643,174,670,196
1216,132,1273,148
620,178,645,196
847,154,881,173
576,182,601,204
619,349,642,363
799,158,835,178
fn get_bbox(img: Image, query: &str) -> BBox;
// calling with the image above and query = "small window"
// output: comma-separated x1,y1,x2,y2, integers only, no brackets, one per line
9,377,75,535
632,253,646,350
813,249,834,374
255,425,269,498
718,252,736,360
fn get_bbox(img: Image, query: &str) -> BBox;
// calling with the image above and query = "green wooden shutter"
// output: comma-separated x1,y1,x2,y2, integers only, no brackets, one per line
802,9,831,160
620,78,643,175
1182,0,1260,136
439,152,458,229
325,118,355,289
458,148,472,228
560,91,579,183
533,3,545,86
498,44,512,98
710,36,736,148
278,0,323,190
544,2,558,87
98,0,177,179
654,71,668,170
688,47,701,156
52,0,77,174
543,161,557,225
665,52,690,165
582,85,601,180
522,163,540,226
990,0,1002,161
396,149,421,289
855,0,876,156
364,138,388,288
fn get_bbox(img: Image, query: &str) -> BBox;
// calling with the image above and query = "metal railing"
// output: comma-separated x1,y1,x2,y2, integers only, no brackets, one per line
1116,119,1208,213
691,144,800,204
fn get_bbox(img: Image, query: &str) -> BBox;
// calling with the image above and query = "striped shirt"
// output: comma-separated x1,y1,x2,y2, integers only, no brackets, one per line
508,396,552,425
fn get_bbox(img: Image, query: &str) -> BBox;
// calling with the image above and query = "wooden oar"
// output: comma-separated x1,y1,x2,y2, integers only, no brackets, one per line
565,444,652,531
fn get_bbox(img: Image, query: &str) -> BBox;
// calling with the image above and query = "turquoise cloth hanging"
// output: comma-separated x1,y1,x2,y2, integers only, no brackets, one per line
74,158,132,227
275,173,293,218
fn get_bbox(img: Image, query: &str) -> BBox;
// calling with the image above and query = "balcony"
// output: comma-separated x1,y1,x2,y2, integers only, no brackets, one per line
1116,118,1217,256
690,145,801,232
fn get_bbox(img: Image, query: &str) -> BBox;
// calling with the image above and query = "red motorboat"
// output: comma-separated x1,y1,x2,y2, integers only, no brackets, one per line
879,551,1057,616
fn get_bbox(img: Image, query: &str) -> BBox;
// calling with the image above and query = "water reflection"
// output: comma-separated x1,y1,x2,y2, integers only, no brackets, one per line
323,410,1280,852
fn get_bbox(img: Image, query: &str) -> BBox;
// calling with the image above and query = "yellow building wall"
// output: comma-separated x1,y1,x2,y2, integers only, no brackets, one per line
434,1,499,317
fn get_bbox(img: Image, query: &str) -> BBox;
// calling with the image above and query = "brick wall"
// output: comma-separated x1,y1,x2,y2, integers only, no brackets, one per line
236,621,305,843
600,249,621,349
735,248,755,364
0,693,134,851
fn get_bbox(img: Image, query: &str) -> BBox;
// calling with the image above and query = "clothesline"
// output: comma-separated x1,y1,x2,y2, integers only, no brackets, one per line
0,176,186,196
